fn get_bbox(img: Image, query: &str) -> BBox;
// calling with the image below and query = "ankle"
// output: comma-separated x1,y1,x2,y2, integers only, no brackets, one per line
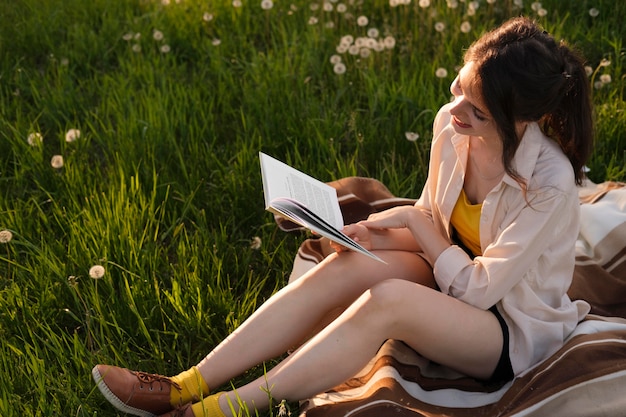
170,366,210,406
191,393,227,417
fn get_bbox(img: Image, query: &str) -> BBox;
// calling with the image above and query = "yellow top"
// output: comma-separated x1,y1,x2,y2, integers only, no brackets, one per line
450,189,482,256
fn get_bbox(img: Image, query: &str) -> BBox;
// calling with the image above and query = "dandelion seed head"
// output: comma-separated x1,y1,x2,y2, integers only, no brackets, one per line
588,8,599,17
250,236,262,250
367,28,379,38
89,265,106,279
537,7,547,17
599,59,611,67
531,1,541,11
599,74,612,84
27,132,43,146
132,44,141,53
0,230,12,243
333,62,347,74
593,80,604,90
161,44,171,53
65,128,81,143
308,16,319,25
359,48,371,58
212,38,222,46
330,54,342,64
405,132,419,142
460,21,471,33
203,12,214,21
435,67,448,78
357,15,368,26
383,36,396,49
60,57,69,66
261,0,274,10
323,1,333,11
153,30,164,41
469,1,480,10
233,0,243,7
418,0,430,8
513,0,523,6
447,0,459,8
51,155,64,169
134,32,141,41
341,35,354,45
584,66,593,76
162,0,170,5
336,3,347,12
486,0,496,4
67,275,78,287
434,22,445,32
325,21,335,29
348,45,360,55
123,32,134,41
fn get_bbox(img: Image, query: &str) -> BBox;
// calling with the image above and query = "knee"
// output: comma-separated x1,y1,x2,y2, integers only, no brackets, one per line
357,279,411,318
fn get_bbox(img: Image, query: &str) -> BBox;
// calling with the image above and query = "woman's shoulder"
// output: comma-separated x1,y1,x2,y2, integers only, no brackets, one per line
525,124,577,192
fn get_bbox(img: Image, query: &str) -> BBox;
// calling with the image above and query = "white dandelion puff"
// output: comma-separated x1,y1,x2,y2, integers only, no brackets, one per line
51,155,64,169
132,44,141,53
203,12,214,22
153,30,164,41
160,44,171,53
0,230,12,243
383,36,396,49
589,8,599,17
27,132,43,146
89,265,106,279
65,128,81,142
250,236,262,250
367,28,379,38
330,54,342,64
405,132,420,142
460,21,471,33
434,22,445,32
333,62,347,74
418,0,430,8
261,0,274,10
435,67,448,78
357,15,368,26
599,74,612,84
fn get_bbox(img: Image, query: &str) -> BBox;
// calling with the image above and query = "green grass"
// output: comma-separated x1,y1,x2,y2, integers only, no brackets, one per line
0,0,624,415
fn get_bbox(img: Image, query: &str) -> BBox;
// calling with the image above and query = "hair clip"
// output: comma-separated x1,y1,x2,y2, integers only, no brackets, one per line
562,71,572,79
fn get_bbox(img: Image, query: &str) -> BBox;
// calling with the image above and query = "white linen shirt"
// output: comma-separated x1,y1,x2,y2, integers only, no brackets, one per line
417,102,590,376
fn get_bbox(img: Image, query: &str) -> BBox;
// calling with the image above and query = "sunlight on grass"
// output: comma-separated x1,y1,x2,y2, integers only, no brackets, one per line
0,0,623,415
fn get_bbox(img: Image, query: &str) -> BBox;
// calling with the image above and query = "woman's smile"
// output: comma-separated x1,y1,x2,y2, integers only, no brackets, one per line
453,116,472,129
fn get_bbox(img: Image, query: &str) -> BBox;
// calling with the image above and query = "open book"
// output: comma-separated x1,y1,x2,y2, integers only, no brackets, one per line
260,152,385,264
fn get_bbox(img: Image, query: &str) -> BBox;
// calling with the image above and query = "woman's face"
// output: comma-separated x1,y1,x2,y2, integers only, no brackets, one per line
449,62,501,142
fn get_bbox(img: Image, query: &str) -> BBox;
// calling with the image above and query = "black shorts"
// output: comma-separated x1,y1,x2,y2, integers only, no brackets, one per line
487,305,514,384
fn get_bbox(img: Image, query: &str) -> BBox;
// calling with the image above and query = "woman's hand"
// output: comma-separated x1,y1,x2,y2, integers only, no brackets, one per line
330,223,374,252
359,206,419,230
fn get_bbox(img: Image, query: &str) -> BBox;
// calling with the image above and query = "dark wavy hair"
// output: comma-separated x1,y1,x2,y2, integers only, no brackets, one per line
464,17,593,186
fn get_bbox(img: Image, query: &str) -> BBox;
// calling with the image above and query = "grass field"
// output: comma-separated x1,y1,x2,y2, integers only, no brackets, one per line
0,0,624,415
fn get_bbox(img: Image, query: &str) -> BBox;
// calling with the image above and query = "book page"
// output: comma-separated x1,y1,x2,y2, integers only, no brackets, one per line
260,152,343,230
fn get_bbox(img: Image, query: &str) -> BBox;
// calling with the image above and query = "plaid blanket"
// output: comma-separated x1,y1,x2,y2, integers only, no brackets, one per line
283,177,626,417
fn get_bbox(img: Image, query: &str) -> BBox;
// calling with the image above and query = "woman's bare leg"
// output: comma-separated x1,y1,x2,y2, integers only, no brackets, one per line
214,279,503,416
196,250,434,391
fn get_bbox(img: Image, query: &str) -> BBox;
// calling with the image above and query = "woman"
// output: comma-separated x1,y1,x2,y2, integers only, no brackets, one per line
93,17,593,417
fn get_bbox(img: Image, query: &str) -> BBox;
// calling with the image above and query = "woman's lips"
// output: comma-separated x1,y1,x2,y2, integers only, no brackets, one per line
453,116,472,129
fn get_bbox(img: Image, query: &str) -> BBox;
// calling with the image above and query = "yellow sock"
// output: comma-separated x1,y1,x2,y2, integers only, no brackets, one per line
170,366,210,406
191,393,227,417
